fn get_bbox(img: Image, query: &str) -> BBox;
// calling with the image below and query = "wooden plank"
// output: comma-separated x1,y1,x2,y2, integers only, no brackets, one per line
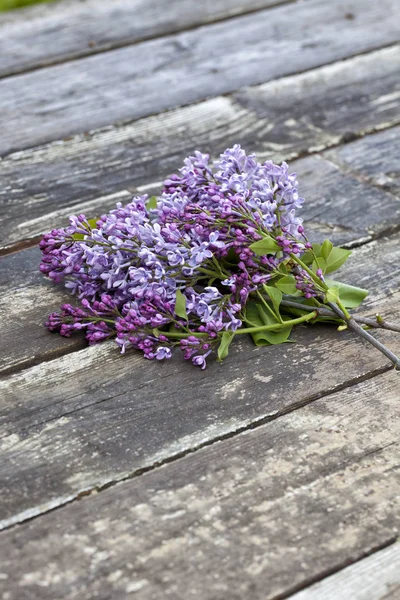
325,127,400,197
0,370,399,599
0,0,399,156
1,153,399,375
289,543,400,600
0,0,291,78
293,154,400,247
0,246,85,377
1,233,399,528
1,46,399,251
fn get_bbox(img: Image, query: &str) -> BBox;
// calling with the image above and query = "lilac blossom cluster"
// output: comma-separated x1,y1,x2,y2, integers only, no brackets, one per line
40,145,310,368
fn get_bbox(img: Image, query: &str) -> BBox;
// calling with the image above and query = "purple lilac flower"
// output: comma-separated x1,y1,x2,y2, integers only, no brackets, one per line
40,146,310,367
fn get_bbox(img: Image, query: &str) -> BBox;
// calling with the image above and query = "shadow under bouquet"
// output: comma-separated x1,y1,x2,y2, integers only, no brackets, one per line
39,145,400,369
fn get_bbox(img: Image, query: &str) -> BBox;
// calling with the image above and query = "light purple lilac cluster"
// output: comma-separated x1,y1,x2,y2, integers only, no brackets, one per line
40,145,310,368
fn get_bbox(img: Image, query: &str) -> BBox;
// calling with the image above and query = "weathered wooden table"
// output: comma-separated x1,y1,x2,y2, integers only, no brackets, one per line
1,0,400,598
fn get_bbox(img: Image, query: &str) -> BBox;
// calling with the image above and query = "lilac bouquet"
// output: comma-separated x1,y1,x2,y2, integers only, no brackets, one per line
40,146,400,369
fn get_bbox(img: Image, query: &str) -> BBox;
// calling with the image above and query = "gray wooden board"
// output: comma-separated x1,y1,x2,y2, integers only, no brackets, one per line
0,246,86,377
0,0,291,78
325,127,400,197
1,233,399,528
1,152,399,375
1,46,400,251
0,370,399,599
289,542,400,600
1,0,399,156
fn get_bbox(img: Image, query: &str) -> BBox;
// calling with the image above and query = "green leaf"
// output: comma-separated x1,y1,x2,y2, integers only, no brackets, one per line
275,275,299,295
325,279,368,308
324,246,352,274
326,286,340,304
300,242,351,275
217,331,235,362
87,218,99,228
263,285,283,317
72,217,99,240
174,289,188,321
299,249,316,265
249,235,280,255
146,195,158,210
278,262,289,274
321,239,333,261
244,301,293,346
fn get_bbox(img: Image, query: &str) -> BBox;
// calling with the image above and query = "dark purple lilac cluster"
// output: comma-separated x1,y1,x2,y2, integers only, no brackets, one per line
40,145,309,368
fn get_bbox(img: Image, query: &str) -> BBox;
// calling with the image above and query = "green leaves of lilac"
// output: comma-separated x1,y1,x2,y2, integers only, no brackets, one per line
275,275,299,295
71,218,99,241
326,286,340,305
263,285,282,317
325,279,368,308
146,195,158,210
249,235,280,255
244,301,293,346
174,289,188,321
217,331,234,361
302,240,351,275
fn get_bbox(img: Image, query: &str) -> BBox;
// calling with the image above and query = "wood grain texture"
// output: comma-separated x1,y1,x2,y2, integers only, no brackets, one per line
0,370,399,599
1,152,399,375
1,46,399,251
0,0,399,156
289,542,400,600
0,0,291,78
1,234,399,528
325,127,400,197
0,246,86,377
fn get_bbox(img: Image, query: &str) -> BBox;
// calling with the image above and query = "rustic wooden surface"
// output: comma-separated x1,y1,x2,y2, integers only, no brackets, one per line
1,45,399,252
1,0,400,156
0,0,289,77
1,371,399,599
0,0,399,598
289,543,400,600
